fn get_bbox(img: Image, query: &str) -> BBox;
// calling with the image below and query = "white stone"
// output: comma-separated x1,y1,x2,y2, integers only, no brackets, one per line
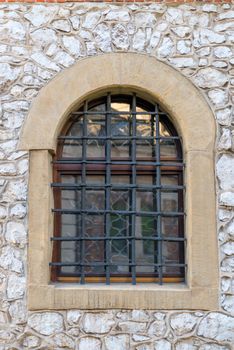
219,209,232,222
22,335,40,348
57,7,69,17
199,59,208,67
9,300,27,324
214,22,234,32
30,28,57,47
0,206,6,219
7,274,25,299
157,37,174,57
165,8,183,25
224,296,234,317
177,40,191,54
83,312,115,333
148,319,166,337
4,180,27,201
70,15,80,30
154,339,171,350
156,22,168,32
104,334,129,350
133,29,146,51
24,5,57,26
175,342,197,350
212,61,228,68
217,10,234,20
0,20,26,41
170,313,199,335
132,334,151,342
0,63,20,89
78,337,101,350
196,47,210,57
94,23,111,52
220,192,234,207
197,312,234,342
54,51,74,68
202,4,217,12
51,333,75,348
171,26,190,38
67,310,81,325
79,29,92,41
188,13,209,27
214,46,232,58
105,10,130,22
62,36,82,57
222,241,234,256
193,29,225,47
221,256,234,271
218,128,232,150
112,24,129,50
0,140,18,157
131,310,149,322
28,312,64,335
169,57,194,68
200,344,230,350
217,154,234,190
135,12,157,27
10,204,26,219
221,277,231,293
194,68,227,88
83,12,101,30
86,42,97,56
227,220,234,237
31,52,60,72
5,221,27,247
208,89,229,108
52,19,71,32
136,344,152,350
118,321,147,333
148,31,161,50
45,43,59,57
17,159,28,175
0,163,16,175
0,246,23,273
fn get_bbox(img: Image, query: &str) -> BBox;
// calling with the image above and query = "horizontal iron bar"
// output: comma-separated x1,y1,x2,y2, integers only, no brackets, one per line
54,160,184,167
51,183,185,191
71,111,167,116
58,136,181,141
51,236,186,242
52,208,185,217
50,262,187,267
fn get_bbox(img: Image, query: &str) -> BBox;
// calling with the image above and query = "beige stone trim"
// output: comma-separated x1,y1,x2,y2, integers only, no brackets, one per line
19,53,214,154
23,53,218,310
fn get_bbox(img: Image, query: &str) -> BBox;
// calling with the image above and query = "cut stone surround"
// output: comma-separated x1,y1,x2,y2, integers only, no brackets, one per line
0,2,233,349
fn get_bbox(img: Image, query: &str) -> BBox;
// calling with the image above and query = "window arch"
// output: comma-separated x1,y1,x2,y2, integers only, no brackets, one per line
51,93,185,284
19,53,218,310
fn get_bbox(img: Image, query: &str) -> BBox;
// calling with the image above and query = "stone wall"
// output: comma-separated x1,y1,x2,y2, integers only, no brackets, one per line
0,2,233,349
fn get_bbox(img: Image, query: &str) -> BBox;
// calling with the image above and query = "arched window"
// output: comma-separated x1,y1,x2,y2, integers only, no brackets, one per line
51,93,185,284
20,53,218,310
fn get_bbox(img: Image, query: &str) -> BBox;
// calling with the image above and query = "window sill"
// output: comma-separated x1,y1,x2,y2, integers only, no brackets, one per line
28,283,219,310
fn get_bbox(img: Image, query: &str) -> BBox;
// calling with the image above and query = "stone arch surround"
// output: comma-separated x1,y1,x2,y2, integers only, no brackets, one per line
19,52,215,154
18,52,219,311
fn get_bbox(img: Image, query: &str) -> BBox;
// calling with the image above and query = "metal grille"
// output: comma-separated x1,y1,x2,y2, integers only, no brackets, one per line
50,93,186,284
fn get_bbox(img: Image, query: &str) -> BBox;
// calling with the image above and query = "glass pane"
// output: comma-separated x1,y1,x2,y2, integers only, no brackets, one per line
111,139,130,158
84,240,105,274
86,190,105,211
62,118,83,158
85,215,104,238
162,241,184,275
160,122,177,157
61,240,80,274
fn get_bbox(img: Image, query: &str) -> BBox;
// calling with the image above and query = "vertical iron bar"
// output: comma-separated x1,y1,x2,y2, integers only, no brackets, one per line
105,93,111,285
80,101,88,284
155,104,163,285
131,94,137,285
